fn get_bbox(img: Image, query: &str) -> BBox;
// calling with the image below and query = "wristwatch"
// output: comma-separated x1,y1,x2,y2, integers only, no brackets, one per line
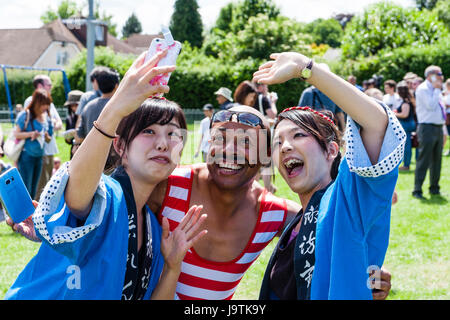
299,59,313,80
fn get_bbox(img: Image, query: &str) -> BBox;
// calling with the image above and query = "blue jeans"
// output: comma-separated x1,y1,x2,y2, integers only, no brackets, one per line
18,150,43,199
400,120,416,167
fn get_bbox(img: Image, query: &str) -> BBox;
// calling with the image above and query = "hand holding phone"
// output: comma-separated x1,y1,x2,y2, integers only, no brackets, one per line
0,167,35,223
145,26,182,91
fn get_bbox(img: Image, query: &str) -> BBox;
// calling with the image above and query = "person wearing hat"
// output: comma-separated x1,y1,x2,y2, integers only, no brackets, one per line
214,87,233,110
195,103,214,162
64,90,83,159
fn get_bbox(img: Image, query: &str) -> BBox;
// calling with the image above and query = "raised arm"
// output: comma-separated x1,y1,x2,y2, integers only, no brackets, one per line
253,52,388,164
65,50,175,218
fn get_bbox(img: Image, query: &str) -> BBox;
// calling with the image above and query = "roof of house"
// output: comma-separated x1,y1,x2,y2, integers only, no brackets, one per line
106,33,141,55
0,19,141,66
124,33,161,53
0,20,83,66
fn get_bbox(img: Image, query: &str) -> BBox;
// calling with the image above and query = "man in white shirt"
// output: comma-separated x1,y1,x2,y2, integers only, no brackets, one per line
413,65,445,199
383,80,402,110
195,104,213,162
24,75,63,200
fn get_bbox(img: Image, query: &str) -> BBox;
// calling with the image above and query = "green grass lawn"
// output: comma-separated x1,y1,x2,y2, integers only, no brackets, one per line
0,122,449,299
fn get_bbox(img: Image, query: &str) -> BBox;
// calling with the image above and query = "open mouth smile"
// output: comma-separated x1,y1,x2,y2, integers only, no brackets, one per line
217,162,245,175
284,158,304,178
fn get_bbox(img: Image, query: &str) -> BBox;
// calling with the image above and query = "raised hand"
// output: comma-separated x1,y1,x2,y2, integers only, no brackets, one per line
5,200,41,243
160,205,207,271
253,52,310,85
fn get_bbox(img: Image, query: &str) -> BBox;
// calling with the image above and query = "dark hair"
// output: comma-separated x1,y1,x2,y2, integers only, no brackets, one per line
274,109,342,180
32,75,49,89
111,98,187,169
95,67,120,94
384,79,397,91
397,81,412,103
397,81,416,118
26,89,52,120
89,66,106,82
234,81,258,107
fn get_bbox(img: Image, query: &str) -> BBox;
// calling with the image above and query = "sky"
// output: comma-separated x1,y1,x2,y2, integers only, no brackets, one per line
0,0,415,36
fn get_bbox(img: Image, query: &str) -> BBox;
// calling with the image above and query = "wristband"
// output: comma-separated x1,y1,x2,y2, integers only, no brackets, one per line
93,121,117,139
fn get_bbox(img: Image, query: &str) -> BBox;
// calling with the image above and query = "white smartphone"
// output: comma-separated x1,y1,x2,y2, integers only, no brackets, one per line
431,75,437,83
145,26,182,88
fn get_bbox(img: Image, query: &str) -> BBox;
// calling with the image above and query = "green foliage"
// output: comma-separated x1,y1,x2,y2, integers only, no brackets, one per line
336,36,450,84
0,69,67,108
341,2,449,59
229,0,280,33
39,0,117,37
40,0,78,24
65,46,135,92
169,0,204,48
94,1,118,37
204,14,311,62
432,0,450,29
305,18,344,48
121,13,142,39
163,42,308,110
215,3,235,33
415,0,439,10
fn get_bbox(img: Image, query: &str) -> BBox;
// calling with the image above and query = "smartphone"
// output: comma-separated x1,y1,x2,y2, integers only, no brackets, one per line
0,167,35,223
431,75,437,83
145,26,182,88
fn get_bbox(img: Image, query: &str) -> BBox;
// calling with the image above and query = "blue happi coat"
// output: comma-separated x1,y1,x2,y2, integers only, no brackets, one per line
6,165,164,300
259,102,406,300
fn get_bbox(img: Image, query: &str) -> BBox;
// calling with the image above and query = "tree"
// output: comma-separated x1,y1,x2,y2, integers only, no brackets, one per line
341,2,449,59
169,0,204,48
230,0,280,32
121,13,142,39
40,0,79,24
305,18,344,48
204,14,311,62
215,3,235,33
433,0,450,29
40,0,118,37
415,0,439,10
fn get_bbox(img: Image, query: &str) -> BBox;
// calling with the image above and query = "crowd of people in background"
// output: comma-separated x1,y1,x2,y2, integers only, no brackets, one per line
0,61,447,225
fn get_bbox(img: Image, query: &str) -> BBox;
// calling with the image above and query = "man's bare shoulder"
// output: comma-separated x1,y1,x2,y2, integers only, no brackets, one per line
257,188,301,230
147,179,168,214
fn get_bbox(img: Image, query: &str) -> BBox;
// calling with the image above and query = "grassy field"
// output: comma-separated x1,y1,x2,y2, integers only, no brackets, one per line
0,122,449,299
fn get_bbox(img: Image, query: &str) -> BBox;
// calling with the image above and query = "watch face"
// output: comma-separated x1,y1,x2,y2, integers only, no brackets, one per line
302,68,312,79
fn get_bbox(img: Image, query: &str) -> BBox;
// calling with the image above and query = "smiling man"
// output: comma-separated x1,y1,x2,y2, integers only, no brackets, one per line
148,104,300,300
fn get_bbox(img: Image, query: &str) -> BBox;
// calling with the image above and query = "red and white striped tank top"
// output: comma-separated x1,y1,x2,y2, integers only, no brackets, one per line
159,165,287,300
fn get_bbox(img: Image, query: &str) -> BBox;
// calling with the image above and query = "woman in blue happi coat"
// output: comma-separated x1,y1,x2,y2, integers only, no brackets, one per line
6,49,207,300
253,52,405,300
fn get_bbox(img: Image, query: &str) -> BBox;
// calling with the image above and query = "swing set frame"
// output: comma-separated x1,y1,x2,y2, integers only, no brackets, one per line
0,64,71,124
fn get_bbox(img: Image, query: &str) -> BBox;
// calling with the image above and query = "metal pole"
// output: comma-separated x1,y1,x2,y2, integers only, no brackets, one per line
1,65,14,124
85,0,95,92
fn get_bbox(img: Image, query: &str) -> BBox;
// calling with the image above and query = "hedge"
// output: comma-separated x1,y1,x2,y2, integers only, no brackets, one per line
0,69,67,108
2,36,448,113
335,35,450,85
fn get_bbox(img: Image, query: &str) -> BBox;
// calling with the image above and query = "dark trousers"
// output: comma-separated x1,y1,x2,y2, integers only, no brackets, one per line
18,151,43,199
414,123,444,195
